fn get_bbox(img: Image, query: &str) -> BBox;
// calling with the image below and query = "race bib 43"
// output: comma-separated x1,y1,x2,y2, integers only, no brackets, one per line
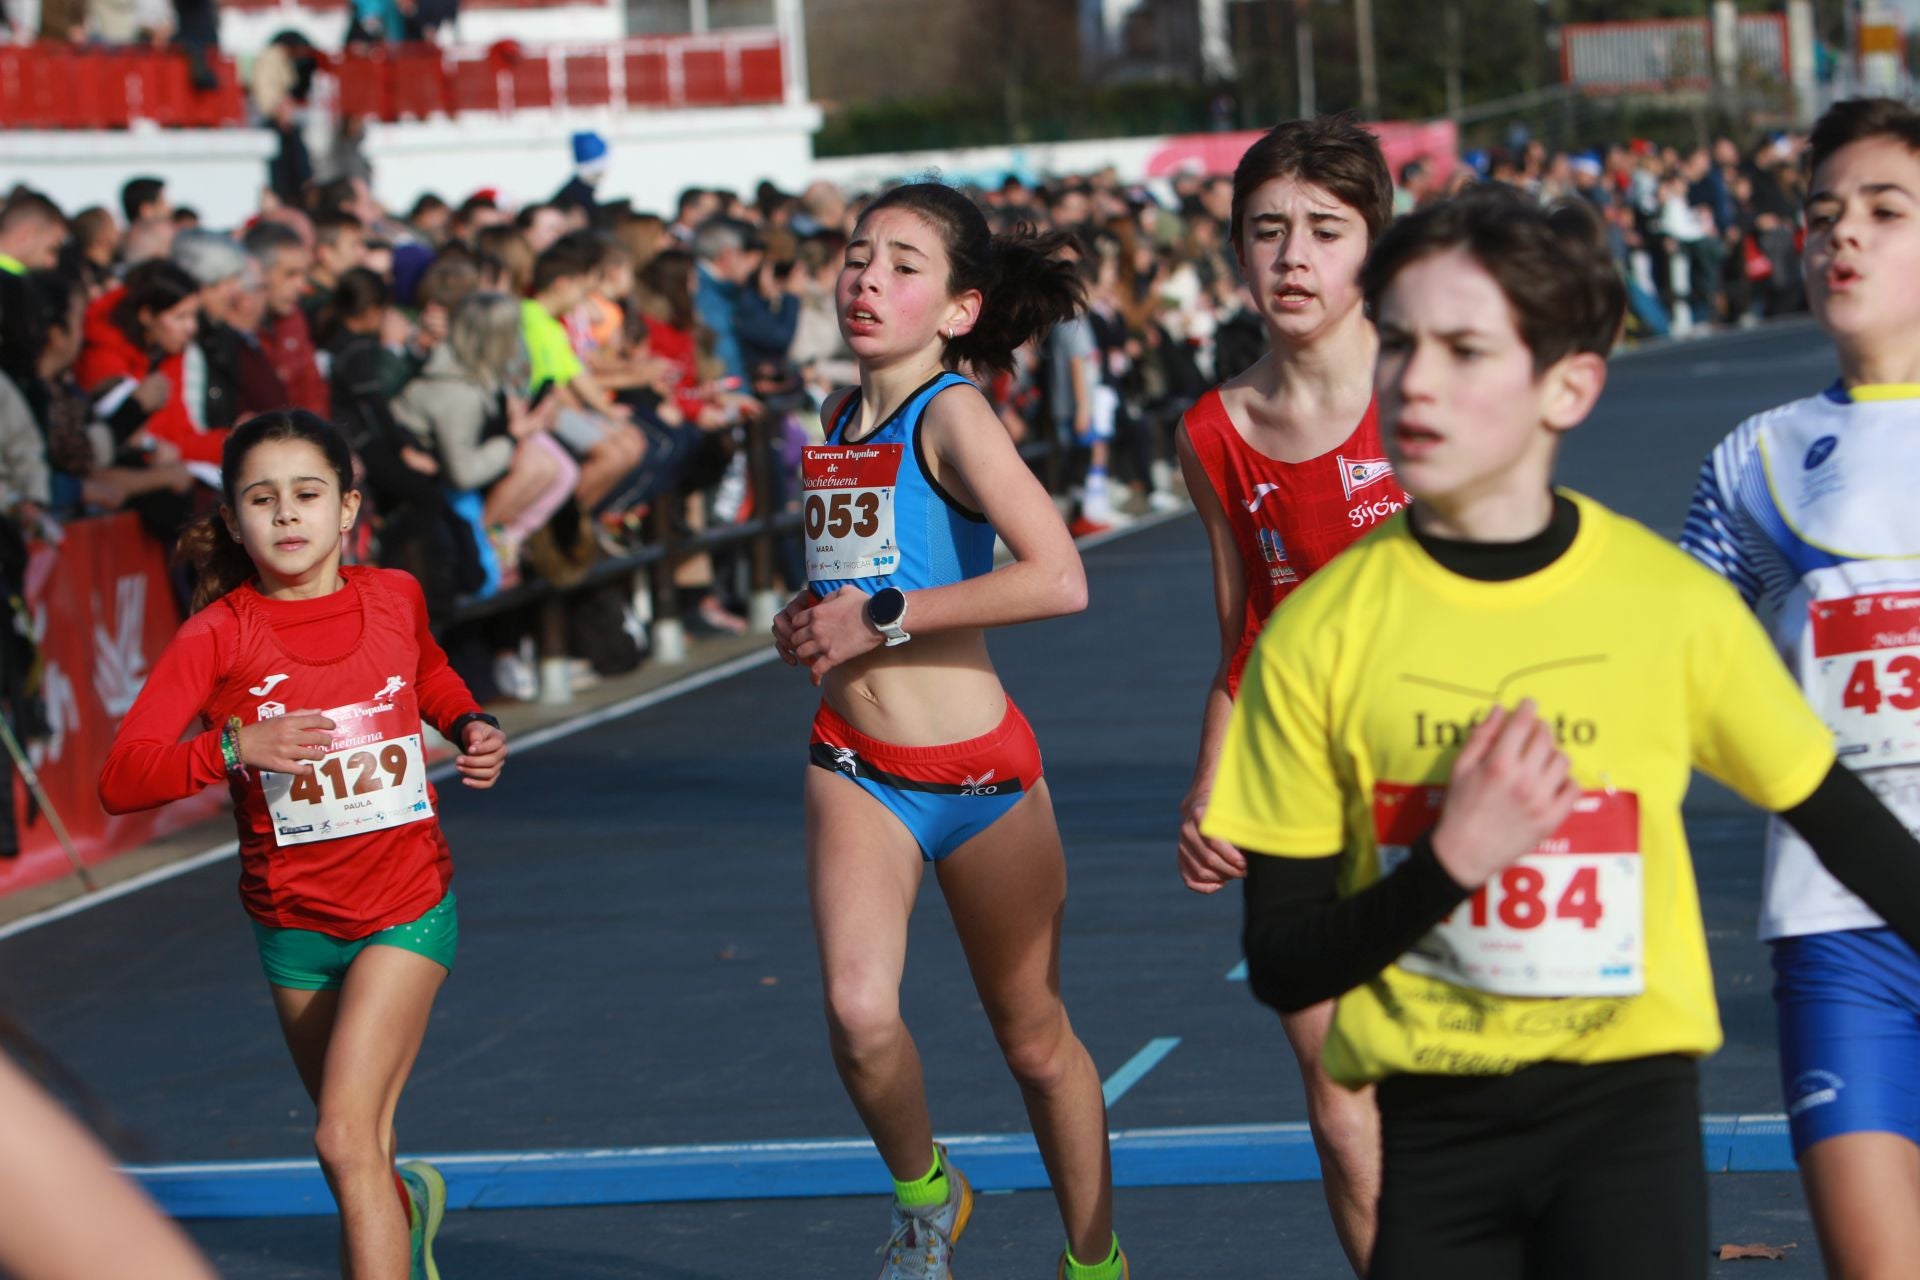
1811,591,1920,769
803,444,903,581
1375,783,1644,997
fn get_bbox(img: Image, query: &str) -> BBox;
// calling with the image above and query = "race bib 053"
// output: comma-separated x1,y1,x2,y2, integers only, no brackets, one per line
1375,783,1644,998
803,444,903,581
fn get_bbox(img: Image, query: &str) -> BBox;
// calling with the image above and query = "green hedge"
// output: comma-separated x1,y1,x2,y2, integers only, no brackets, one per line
814,81,1220,158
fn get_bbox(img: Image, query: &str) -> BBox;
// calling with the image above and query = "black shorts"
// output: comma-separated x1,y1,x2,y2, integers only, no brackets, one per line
1370,1054,1706,1280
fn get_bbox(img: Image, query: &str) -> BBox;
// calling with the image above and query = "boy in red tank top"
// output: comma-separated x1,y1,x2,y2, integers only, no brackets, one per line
102,411,507,1280
1174,117,1407,1274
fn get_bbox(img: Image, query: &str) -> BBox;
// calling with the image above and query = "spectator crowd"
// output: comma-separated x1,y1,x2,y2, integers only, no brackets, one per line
0,120,1815,701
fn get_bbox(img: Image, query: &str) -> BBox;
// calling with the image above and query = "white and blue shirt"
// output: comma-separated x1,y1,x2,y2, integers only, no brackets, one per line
1684,382,1920,940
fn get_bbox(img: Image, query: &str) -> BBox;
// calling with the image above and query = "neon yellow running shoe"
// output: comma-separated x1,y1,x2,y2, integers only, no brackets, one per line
876,1144,973,1279
1056,1243,1129,1279
398,1160,446,1280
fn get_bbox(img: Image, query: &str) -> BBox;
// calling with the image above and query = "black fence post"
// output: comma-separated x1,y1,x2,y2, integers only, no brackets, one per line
745,411,780,632
648,498,689,665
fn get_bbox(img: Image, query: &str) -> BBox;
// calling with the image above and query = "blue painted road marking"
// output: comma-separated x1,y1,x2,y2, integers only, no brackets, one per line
126,1115,1799,1219
1100,1037,1181,1107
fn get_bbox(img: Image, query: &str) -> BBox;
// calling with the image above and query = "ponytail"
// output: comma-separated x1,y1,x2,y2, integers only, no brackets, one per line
173,512,256,614
175,409,358,613
947,228,1085,381
857,182,1087,381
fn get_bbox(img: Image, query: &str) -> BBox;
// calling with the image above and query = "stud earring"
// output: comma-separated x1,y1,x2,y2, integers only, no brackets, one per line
942,326,953,341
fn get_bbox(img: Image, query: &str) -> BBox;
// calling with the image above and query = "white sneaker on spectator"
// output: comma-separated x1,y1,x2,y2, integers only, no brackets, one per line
1147,489,1185,513
493,646,538,702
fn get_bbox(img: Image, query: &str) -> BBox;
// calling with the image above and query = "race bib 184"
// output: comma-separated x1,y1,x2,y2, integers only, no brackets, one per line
803,444,903,581
1811,591,1920,769
1375,783,1644,998
262,692,433,847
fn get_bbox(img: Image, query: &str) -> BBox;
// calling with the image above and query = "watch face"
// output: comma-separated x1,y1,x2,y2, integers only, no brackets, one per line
869,588,906,627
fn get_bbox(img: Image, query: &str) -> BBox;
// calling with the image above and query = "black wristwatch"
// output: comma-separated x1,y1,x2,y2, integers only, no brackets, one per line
448,711,501,744
865,587,911,647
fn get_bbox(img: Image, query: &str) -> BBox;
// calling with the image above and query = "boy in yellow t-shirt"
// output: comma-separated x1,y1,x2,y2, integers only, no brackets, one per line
1203,187,1920,1279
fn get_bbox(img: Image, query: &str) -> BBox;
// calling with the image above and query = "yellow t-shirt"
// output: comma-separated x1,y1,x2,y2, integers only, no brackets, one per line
1202,491,1835,1087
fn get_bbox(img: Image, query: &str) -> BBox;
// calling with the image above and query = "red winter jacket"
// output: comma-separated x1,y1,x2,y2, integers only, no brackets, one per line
75,287,225,465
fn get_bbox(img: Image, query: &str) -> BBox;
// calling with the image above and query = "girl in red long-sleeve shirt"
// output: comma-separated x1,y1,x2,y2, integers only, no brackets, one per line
100,410,507,1280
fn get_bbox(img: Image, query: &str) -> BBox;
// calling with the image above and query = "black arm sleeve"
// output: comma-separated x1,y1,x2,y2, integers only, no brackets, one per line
1240,833,1472,1014
1779,761,1920,953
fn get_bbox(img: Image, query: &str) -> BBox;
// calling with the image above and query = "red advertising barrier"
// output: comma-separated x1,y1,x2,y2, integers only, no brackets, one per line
0,514,224,903
1145,120,1460,182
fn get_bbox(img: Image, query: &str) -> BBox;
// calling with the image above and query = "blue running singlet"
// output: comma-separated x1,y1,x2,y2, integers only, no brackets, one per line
803,372,996,602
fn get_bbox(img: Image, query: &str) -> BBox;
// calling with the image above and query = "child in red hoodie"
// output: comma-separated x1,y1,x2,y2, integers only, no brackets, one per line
101,411,507,1279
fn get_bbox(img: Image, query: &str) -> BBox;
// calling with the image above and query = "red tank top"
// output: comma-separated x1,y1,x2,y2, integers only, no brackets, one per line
209,569,454,935
1184,387,1409,696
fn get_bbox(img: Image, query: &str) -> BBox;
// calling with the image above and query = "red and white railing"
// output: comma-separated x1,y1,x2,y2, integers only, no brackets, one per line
330,30,788,121
0,45,249,128
0,26,788,129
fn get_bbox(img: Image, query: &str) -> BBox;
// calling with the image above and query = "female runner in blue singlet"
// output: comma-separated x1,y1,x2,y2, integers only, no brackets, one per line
772,184,1126,1280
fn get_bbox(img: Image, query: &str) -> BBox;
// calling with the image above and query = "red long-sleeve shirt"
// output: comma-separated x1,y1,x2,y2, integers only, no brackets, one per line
101,567,482,936
646,319,712,424
75,287,226,466
260,305,329,417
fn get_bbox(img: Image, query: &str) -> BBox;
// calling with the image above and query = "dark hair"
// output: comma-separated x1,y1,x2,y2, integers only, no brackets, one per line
416,252,481,311
120,175,164,225
1230,115,1394,249
639,247,697,330
73,206,115,244
675,187,707,218
312,209,364,247
314,266,388,347
475,224,532,294
530,231,600,296
242,219,305,262
0,190,64,233
175,410,357,612
453,192,498,228
311,176,360,221
408,192,450,222
110,259,199,346
1360,185,1624,371
1807,97,1920,187
856,182,1084,380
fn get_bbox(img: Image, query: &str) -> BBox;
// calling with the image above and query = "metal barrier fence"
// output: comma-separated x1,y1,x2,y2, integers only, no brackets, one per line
448,412,1066,704
1559,13,1789,94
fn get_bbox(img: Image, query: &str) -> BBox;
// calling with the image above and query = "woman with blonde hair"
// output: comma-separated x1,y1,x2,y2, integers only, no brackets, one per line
392,290,576,580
